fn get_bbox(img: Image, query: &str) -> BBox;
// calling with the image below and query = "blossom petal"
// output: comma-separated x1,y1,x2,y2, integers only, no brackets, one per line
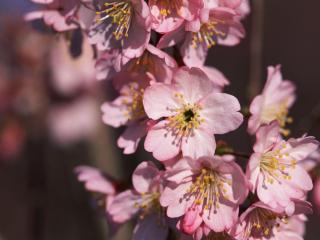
132,161,159,194
144,120,181,161
201,92,243,134
143,83,180,120
181,129,216,159
108,190,140,223
174,67,214,103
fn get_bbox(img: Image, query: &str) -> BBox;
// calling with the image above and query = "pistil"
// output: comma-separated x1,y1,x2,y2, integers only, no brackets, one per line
165,93,204,144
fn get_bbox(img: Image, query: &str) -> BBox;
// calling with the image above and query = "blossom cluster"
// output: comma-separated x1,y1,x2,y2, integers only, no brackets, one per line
25,0,320,240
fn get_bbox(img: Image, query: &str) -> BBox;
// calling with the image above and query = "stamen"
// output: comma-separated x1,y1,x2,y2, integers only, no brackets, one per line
243,208,288,238
180,168,231,217
164,93,204,145
261,100,293,136
121,83,145,121
154,0,182,17
260,143,296,186
134,191,166,227
127,51,156,73
192,21,226,49
95,1,133,43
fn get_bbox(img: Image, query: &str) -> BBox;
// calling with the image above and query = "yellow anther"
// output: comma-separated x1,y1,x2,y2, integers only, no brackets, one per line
261,100,293,136
95,1,133,43
121,83,145,121
192,21,226,49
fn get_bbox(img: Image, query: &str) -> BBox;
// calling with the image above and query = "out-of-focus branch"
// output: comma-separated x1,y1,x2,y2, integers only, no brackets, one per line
248,0,265,100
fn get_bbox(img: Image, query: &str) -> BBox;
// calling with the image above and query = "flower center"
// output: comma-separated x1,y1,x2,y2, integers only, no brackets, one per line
127,51,156,74
260,144,297,185
95,1,133,42
182,168,231,215
192,21,226,49
261,101,293,136
165,93,204,144
155,0,182,17
134,192,164,220
121,83,146,121
183,109,195,122
244,208,288,238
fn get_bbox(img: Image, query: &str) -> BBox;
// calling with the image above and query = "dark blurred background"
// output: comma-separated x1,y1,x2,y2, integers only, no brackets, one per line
0,0,319,240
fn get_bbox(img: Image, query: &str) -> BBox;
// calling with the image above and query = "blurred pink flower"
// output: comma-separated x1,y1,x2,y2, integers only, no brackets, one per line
246,121,318,214
108,161,168,240
89,0,151,59
75,165,116,207
101,73,152,154
75,165,119,236
149,0,203,33
48,97,100,145
25,0,94,31
234,201,311,240
157,8,245,67
160,155,248,235
143,67,243,161
50,38,96,96
248,65,296,135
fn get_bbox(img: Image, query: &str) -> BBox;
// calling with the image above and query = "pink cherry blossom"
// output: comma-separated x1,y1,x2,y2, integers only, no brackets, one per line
149,0,203,33
75,165,118,236
96,44,177,85
89,0,151,59
160,155,248,235
284,214,307,237
299,148,320,172
101,73,151,154
204,0,250,18
75,165,116,206
246,121,318,214
234,201,311,240
143,67,243,161
204,0,241,9
157,8,245,67
248,65,296,135
95,49,123,81
25,0,94,32
108,161,168,240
